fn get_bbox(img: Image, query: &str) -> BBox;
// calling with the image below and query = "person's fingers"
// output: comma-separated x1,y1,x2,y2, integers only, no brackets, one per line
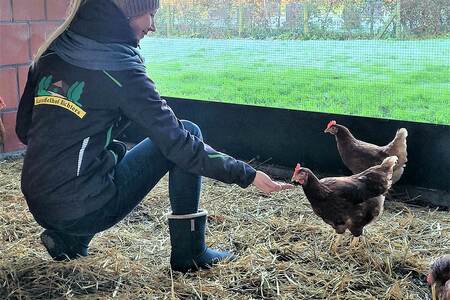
253,171,296,193
262,182,280,193
272,183,282,192
278,182,295,190
267,182,293,193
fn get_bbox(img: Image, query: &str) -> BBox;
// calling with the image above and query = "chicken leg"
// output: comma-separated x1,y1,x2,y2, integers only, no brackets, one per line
349,227,365,249
330,234,344,253
350,236,364,248
431,282,437,300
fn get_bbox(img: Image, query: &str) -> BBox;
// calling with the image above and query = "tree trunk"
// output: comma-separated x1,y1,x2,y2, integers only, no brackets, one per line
167,5,175,37
303,1,310,34
369,0,375,37
277,0,281,28
396,0,402,38
239,4,244,37
166,5,171,37
191,0,196,35
321,1,333,31
263,0,268,28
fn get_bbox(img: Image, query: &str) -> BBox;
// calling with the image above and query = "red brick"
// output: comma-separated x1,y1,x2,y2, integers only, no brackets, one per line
1,111,25,152
0,0,12,21
46,0,70,21
18,65,30,98
30,22,60,58
12,0,45,21
0,68,19,109
0,23,30,65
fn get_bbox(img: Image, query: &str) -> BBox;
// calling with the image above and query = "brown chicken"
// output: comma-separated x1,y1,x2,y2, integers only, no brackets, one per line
291,156,398,251
428,255,450,300
324,120,408,184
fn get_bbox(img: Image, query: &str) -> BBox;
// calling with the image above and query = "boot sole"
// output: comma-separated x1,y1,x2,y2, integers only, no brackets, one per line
40,230,78,261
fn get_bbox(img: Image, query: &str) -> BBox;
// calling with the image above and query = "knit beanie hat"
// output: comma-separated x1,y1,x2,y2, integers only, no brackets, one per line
112,0,160,18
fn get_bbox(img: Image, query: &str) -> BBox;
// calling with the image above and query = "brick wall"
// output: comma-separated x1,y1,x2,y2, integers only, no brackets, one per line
0,0,69,154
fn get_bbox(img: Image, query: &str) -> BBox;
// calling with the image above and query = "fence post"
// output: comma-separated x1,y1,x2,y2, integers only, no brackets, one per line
396,0,402,38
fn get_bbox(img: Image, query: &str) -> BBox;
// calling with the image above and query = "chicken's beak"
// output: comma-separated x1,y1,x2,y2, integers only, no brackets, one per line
431,282,437,300
324,128,330,133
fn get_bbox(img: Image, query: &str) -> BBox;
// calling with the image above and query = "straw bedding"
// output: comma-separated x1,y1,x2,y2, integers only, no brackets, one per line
0,158,448,299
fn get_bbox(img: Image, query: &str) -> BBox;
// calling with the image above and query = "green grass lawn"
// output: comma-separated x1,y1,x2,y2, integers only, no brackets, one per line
141,38,450,125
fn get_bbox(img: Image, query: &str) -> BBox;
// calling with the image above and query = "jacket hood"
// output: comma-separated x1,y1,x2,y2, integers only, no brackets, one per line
69,0,139,47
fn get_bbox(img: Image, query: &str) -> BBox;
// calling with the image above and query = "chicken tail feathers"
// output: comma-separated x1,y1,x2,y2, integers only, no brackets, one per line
396,128,408,139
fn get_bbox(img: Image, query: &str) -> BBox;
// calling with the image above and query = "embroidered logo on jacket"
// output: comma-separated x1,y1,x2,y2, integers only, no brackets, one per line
34,75,87,119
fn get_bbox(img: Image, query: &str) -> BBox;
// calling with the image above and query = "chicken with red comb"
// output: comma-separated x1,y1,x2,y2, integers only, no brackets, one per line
291,156,397,252
324,121,407,184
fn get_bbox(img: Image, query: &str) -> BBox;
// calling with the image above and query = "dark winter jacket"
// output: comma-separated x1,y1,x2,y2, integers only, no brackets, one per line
16,0,256,221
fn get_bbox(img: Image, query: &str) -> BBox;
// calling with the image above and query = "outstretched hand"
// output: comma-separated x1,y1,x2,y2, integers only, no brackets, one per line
252,170,294,194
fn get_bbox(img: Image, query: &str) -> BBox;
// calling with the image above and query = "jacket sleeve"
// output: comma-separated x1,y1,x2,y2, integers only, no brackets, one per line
117,68,256,188
16,66,36,145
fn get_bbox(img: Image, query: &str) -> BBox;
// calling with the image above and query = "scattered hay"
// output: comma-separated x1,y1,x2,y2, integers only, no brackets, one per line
1,159,448,299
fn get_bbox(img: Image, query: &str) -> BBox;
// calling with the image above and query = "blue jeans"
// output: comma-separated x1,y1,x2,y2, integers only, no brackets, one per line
39,120,202,238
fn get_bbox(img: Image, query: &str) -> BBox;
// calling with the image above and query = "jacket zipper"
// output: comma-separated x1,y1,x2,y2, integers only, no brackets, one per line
77,137,90,176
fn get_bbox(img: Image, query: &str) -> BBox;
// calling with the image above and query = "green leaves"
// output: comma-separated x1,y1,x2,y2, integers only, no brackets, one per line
37,75,53,96
67,81,85,107
37,76,85,107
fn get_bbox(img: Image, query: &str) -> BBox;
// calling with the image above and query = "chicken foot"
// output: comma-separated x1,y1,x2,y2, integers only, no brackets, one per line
431,282,437,300
330,234,344,253
350,236,368,249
